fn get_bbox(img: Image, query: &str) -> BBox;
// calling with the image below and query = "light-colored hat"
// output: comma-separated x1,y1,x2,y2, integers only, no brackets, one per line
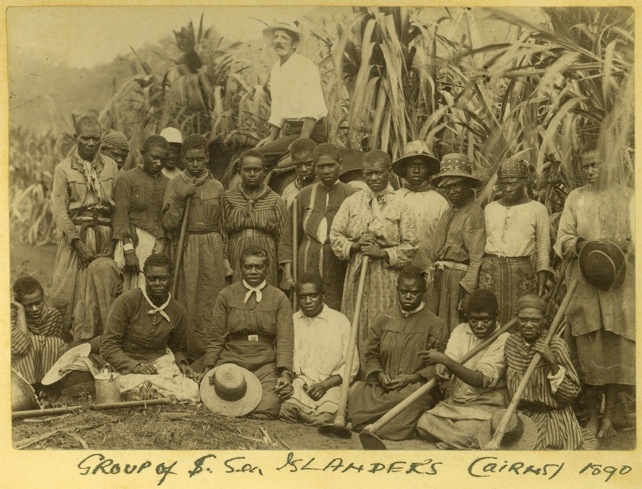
579,240,627,291
200,364,262,417
391,140,440,177
432,153,483,188
160,127,183,145
497,156,530,180
477,409,538,450
41,343,95,385
262,21,301,43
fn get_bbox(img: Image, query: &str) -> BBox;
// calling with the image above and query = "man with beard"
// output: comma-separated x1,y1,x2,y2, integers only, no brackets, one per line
254,22,328,169
50,116,119,332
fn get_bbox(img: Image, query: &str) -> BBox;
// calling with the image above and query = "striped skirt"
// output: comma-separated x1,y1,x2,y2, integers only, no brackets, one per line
478,255,536,326
521,405,584,450
12,333,68,384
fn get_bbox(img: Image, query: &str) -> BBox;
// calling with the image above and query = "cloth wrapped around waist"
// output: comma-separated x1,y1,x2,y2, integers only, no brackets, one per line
230,228,272,239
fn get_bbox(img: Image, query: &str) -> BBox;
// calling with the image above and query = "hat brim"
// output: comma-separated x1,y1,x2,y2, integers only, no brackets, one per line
391,154,440,177
41,343,91,385
12,368,41,411
432,172,483,188
262,25,301,43
200,364,263,417
476,412,538,450
579,240,627,291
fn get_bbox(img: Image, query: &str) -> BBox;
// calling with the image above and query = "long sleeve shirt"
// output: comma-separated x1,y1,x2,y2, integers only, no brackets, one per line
433,198,486,293
51,149,118,245
268,52,328,129
112,166,169,240
100,289,187,373
203,283,294,372
484,200,550,272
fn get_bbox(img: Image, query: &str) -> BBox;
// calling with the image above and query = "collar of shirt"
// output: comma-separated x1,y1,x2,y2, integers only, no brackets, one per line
399,301,425,319
243,280,267,303
71,147,104,173
294,304,331,322
141,288,172,322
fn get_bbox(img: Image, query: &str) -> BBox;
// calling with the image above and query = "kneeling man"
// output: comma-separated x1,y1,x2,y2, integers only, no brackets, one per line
280,272,358,425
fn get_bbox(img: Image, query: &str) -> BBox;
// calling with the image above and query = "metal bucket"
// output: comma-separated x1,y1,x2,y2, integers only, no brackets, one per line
94,366,121,403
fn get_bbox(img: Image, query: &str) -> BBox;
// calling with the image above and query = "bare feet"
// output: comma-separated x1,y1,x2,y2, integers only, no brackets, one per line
586,413,599,437
597,417,617,438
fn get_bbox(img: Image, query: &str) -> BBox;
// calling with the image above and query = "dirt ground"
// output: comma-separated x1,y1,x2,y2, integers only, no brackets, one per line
10,243,636,451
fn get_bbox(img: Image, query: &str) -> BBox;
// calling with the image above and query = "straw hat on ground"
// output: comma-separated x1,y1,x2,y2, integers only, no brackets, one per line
476,408,538,450
200,364,262,417
579,240,627,291
432,153,483,188
391,140,440,177
41,343,93,386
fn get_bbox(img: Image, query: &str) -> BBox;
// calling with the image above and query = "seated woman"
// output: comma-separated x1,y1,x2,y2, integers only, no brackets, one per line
347,266,447,441
416,289,510,449
279,271,359,426
11,276,68,387
100,253,199,402
506,294,585,449
200,245,294,419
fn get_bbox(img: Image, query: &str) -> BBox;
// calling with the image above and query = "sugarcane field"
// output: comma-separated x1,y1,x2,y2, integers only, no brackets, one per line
6,4,637,463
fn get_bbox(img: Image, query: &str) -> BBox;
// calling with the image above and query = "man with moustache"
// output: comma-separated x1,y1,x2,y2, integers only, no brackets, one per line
50,116,119,332
254,22,328,169
279,143,358,310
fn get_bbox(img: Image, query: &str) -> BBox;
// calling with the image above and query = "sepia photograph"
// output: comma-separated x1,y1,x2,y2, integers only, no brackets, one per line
3,3,638,485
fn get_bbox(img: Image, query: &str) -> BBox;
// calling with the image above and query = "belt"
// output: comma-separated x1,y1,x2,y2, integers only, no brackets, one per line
72,217,111,226
282,117,326,133
231,229,271,239
187,226,220,235
485,254,531,261
518,400,553,414
227,333,274,344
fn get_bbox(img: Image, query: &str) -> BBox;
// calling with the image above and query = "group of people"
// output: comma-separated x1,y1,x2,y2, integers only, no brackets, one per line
11,20,634,449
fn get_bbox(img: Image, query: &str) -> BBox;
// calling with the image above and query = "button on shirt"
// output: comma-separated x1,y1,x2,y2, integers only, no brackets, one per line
268,52,328,128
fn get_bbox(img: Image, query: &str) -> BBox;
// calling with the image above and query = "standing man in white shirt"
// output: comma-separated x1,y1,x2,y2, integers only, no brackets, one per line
255,21,328,170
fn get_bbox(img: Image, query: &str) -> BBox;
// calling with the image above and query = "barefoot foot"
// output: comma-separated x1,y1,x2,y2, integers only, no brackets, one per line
597,418,618,438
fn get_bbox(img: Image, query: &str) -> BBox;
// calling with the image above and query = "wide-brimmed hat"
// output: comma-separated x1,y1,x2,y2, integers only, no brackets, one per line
41,343,94,385
391,141,440,177
476,409,538,450
200,364,262,417
262,21,301,44
432,153,483,188
579,240,627,291
12,369,41,411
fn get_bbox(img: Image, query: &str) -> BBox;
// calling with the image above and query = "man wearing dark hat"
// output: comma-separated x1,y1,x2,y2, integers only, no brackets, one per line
254,21,328,169
416,289,510,449
50,116,119,332
554,146,635,439
431,154,486,333
278,143,358,309
393,140,449,301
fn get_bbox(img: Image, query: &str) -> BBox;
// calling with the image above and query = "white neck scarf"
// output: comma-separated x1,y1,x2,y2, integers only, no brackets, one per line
400,301,425,319
243,280,267,304
141,288,171,322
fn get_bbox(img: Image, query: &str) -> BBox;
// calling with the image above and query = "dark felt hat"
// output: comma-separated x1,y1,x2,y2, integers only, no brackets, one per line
432,153,483,188
579,240,627,291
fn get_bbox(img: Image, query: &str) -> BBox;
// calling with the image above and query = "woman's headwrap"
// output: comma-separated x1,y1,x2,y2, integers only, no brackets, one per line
101,131,129,151
515,293,547,312
497,157,529,180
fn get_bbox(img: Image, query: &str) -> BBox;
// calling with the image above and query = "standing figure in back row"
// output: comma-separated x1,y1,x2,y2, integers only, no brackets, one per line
330,150,418,371
479,157,550,325
50,116,119,332
431,154,486,334
279,143,358,310
162,134,230,362
224,150,286,286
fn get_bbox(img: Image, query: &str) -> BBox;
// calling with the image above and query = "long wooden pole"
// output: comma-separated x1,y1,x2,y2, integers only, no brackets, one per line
171,197,191,296
361,317,518,437
13,398,173,420
483,279,578,450
291,197,299,310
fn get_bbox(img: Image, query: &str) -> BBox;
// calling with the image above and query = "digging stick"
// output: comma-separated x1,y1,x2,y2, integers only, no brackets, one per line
171,197,191,296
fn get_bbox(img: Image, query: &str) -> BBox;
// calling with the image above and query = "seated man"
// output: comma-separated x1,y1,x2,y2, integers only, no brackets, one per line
200,245,294,419
100,253,198,402
11,276,68,387
279,272,358,426
416,289,510,449
347,266,447,441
